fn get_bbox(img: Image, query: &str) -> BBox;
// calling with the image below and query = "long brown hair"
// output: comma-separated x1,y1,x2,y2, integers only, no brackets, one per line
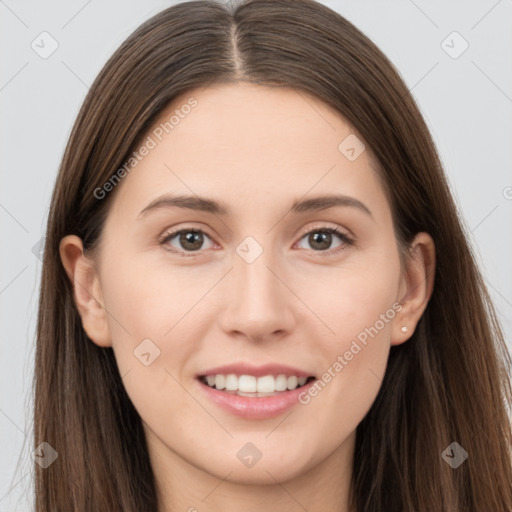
34,0,512,510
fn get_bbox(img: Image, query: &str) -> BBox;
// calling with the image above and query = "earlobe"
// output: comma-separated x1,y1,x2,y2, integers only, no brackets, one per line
59,235,112,348
391,232,436,346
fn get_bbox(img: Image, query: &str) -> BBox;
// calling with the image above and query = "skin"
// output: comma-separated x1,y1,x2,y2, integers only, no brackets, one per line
60,82,435,512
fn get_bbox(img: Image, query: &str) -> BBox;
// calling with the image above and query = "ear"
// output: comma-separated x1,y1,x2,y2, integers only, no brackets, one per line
59,235,112,348
391,232,436,346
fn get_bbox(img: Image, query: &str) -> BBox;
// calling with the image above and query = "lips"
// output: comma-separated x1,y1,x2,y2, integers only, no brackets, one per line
194,362,318,419
196,374,318,419
196,362,315,379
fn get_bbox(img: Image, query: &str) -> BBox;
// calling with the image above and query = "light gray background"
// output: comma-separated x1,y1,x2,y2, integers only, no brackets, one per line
1,0,511,510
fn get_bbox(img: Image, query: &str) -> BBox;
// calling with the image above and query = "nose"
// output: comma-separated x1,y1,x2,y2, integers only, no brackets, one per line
217,244,296,343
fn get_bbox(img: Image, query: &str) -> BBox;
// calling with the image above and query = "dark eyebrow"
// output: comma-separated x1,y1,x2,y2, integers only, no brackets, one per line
137,193,373,219
138,194,230,218
290,194,372,217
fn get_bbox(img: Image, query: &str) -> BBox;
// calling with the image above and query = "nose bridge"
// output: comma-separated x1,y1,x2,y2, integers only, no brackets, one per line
218,234,295,338
234,234,283,311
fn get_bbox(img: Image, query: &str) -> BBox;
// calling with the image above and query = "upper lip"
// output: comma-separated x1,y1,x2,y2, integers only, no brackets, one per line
197,362,315,378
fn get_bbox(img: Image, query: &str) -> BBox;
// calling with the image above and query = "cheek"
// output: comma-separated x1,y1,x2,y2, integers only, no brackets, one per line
101,248,203,341
295,290,395,454
98,249,204,395
297,247,400,348
98,254,202,430
294,249,399,415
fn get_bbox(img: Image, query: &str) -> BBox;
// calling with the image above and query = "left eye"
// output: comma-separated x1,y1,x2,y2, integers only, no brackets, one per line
296,227,353,253
160,226,353,257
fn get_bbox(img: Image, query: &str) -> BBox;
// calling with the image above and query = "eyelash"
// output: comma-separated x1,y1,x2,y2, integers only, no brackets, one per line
158,224,354,258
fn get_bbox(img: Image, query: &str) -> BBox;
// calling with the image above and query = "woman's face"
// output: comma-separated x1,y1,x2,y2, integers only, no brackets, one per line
63,82,427,489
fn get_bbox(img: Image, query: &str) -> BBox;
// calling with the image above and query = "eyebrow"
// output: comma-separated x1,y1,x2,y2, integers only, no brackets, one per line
137,193,373,219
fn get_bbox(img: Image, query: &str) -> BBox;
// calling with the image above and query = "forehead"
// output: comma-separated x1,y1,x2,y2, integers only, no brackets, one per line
108,82,386,221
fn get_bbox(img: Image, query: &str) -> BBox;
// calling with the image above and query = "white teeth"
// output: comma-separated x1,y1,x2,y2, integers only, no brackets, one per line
225,374,238,391
257,375,275,393
215,374,226,390
275,374,288,391
239,375,257,392
201,373,312,393
287,376,298,390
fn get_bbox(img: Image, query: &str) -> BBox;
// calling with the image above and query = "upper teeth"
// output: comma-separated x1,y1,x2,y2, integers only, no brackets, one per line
203,374,309,393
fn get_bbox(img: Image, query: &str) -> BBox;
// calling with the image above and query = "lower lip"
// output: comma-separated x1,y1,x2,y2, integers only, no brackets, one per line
196,377,317,420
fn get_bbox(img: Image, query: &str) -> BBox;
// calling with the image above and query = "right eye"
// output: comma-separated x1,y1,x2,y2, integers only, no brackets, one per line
159,228,216,257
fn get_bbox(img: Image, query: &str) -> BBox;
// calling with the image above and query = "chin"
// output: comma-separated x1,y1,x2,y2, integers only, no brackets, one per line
213,460,309,486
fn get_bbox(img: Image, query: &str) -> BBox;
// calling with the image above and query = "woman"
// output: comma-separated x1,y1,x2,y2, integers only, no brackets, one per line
34,0,512,510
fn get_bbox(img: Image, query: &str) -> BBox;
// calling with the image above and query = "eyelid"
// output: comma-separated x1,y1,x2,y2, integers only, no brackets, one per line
300,221,353,240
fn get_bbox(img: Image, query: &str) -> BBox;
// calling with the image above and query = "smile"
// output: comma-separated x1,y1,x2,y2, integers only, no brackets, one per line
196,374,318,419
199,373,316,397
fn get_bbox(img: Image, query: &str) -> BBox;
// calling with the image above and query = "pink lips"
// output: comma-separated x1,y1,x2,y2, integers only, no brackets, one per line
196,362,314,378
196,377,316,420
195,362,317,420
